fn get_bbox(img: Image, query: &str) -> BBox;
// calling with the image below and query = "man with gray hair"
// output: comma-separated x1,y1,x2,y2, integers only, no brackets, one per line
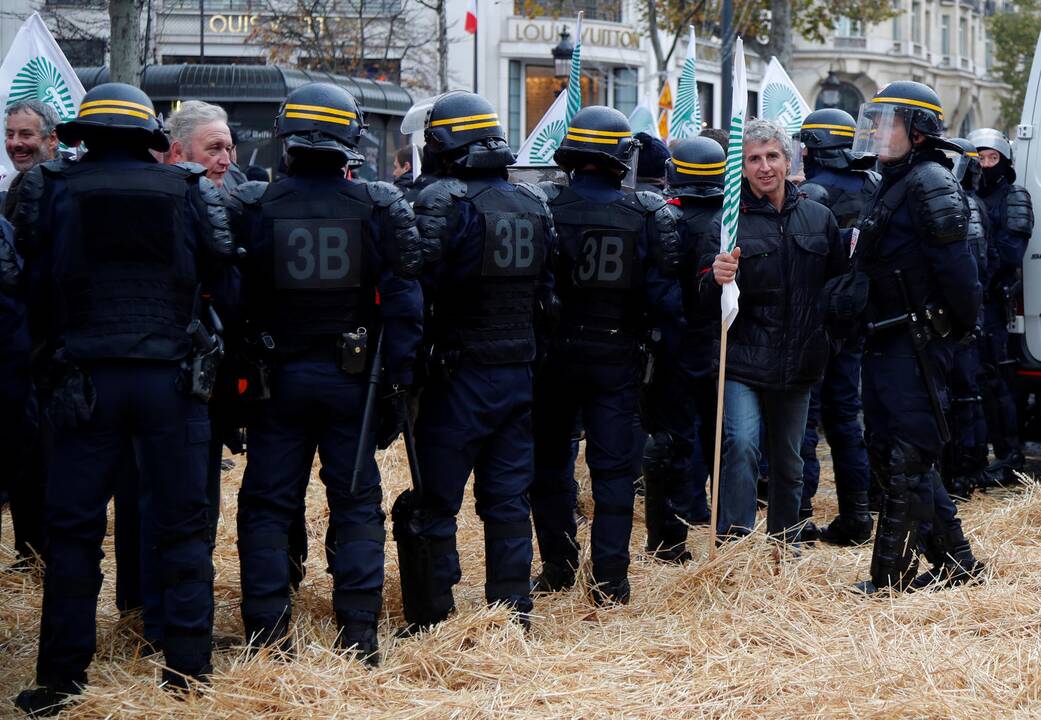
166,99,233,188
701,118,846,546
3,100,60,216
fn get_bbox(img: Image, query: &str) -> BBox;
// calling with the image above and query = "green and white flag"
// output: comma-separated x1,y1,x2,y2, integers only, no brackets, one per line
758,56,810,135
628,91,661,139
720,37,747,330
0,13,84,188
670,26,702,141
516,12,583,165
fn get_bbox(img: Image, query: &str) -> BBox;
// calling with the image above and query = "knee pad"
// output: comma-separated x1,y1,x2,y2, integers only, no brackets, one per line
391,490,456,629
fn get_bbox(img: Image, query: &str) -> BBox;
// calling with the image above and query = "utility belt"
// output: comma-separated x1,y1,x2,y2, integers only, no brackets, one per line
865,302,952,344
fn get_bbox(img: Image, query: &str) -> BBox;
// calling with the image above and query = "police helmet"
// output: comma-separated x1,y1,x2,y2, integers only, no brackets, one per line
554,106,637,175
967,127,1013,164
665,136,725,198
414,91,514,169
852,81,960,159
801,108,857,150
947,137,983,192
276,83,366,166
56,83,168,152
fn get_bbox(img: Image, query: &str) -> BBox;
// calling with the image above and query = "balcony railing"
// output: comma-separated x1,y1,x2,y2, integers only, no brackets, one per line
834,36,867,49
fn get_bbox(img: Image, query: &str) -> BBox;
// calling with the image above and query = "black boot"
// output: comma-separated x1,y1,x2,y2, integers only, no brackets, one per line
820,491,873,546
336,620,379,667
910,517,986,591
14,682,81,718
590,574,630,606
798,503,819,545
530,561,576,595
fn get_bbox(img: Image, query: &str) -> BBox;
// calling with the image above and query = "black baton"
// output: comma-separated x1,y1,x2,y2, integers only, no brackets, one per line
894,269,951,444
351,328,385,496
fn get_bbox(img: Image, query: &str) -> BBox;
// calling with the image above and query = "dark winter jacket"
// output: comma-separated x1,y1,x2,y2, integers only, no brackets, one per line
699,179,845,390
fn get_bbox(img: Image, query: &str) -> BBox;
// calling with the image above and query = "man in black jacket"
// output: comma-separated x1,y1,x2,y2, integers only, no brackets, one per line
707,118,845,545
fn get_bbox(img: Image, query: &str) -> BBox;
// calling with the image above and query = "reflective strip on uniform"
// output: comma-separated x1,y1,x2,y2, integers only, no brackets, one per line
284,103,357,119
429,112,498,127
79,107,152,120
80,98,156,116
284,111,351,126
870,96,944,119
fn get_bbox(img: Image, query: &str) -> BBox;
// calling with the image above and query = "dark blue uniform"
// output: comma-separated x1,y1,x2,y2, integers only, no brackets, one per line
977,176,1032,475
856,148,982,589
0,214,42,566
403,172,554,625
640,196,720,560
232,170,422,651
796,165,875,537
531,172,682,599
14,149,236,688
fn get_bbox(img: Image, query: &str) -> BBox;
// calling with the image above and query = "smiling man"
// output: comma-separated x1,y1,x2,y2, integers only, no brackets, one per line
166,100,233,188
3,101,60,217
705,118,845,547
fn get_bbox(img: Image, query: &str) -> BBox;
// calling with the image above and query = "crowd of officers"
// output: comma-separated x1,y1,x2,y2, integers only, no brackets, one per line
0,75,1033,716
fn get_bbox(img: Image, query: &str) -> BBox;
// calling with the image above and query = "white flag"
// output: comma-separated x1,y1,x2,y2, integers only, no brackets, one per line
628,92,660,140
758,57,810,135
720,38,747,330
516,13,583,165
0,13,84,189
670,26,702,141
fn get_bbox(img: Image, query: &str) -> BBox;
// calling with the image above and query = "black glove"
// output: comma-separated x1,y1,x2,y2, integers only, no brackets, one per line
48,352,96,431
375,384,409,450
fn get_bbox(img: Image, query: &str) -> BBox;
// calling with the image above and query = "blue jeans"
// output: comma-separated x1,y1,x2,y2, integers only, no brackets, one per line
718,380,811,541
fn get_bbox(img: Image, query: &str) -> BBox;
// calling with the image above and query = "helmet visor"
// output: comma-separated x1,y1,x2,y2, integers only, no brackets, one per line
944,150,969,182
789,135,803,179
400,96,439,135
852,103,911,162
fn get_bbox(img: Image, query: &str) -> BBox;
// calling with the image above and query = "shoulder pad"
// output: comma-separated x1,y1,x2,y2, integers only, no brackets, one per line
861,170,881,190
538,181,564,203
174,161,207,177
231,180,269,206
515,181,549,204
633,189,667,214
800,182,831,207
0,216,20,292
367,181,422,278
196,175,237,261
9,166,46,234
365,179,406,208
414,178,467,264
906,161,968,247
39,157,73,176
1006,184,1035,235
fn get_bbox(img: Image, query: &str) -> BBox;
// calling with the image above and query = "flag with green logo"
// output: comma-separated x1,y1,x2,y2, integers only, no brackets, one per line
720,37,747,330
670,26,702,141
516,12,583,165
0,12,84,188
758,56,810,135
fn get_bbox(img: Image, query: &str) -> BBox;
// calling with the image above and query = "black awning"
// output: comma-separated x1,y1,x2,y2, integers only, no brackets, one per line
74,64,412,116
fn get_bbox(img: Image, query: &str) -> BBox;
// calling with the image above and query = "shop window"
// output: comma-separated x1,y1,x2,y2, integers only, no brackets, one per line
509,60,523,148
612,67,638,117
523,64,603,137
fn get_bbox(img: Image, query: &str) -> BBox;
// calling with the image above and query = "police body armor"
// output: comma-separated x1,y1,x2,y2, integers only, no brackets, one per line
965,194,989,285
53,160,199,361
433,182,546,364
247,179,378,360
805,170,879,230
547,184,647,352
676,205,722,327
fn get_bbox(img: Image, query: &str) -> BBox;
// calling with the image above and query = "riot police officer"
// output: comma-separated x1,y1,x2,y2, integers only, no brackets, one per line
13,83,237,715
640,136,725,563
394,91,555,631
231,83,423,664
847,82,985,592
968,127,1034,486
797,108,877,545
529,106,682,602
942,138,992,500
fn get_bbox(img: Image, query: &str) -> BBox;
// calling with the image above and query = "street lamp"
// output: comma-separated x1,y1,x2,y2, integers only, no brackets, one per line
552,28,575,78
820,71,842,108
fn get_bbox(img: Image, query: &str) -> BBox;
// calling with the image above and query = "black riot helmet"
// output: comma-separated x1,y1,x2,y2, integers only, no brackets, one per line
800,108,857,171
56,82,169,152
947,137,984,193
275,82,366,166
852,81,960,159
406,91,514,170
665,136,725,198
554,106,637,175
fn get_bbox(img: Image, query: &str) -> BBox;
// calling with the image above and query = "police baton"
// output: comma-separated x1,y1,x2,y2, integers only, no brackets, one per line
351,328,384,496
894,269,951,444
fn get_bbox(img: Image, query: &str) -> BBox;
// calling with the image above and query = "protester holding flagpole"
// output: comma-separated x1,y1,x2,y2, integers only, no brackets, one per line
704,40,846,546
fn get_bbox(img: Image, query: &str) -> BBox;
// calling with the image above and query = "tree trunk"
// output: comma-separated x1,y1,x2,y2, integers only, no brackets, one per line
437,0,448,93
646,0,668,89
109,0,142,85
769,0,793,68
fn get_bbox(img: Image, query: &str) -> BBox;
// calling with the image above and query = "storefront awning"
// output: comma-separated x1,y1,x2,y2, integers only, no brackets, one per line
74,65,413,116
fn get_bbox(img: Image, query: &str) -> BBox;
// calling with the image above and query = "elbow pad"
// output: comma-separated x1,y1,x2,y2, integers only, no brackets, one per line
367,181,423,279
414,178,467,265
